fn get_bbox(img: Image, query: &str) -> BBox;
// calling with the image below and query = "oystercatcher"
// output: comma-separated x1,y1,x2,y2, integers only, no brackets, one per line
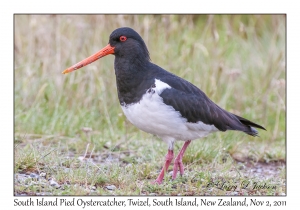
63,27,266,184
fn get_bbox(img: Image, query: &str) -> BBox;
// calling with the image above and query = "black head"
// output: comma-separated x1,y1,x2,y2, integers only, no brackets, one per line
109,27,150,61
62,27,150,74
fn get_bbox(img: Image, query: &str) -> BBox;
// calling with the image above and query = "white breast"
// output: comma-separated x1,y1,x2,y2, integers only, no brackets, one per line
121,79,218,149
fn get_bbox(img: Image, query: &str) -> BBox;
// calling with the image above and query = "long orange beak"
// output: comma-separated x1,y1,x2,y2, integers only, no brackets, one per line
62,44,115,74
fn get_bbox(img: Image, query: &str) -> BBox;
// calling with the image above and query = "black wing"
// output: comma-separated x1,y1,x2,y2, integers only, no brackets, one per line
150,63,265,136
159,84,265,136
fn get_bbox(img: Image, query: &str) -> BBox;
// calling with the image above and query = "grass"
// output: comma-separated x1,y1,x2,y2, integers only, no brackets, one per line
14,14,285,195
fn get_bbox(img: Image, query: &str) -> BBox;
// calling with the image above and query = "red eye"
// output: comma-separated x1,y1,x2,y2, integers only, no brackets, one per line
120,36,127,42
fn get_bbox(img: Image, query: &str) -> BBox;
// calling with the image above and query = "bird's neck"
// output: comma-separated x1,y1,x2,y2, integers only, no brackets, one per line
114,57,153,105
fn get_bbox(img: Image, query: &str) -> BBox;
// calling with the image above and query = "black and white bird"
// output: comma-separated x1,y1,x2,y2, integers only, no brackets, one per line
63,27,266,184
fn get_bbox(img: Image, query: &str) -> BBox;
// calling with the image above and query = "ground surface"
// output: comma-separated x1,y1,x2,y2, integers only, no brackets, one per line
14,132,285,196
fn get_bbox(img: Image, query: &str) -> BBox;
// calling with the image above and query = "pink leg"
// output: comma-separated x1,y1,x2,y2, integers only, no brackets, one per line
172,140,191,180
153,150,174,184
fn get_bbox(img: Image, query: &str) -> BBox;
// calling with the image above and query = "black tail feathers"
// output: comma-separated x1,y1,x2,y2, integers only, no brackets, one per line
233,114,266,136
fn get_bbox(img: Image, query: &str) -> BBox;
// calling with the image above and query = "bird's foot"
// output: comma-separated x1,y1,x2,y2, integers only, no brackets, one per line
152,150,174,185
172,158,184,179
151,179,163,185
171,140,191,180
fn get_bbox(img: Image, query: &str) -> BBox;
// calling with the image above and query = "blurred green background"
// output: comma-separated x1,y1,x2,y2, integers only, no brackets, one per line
14,15,285,153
